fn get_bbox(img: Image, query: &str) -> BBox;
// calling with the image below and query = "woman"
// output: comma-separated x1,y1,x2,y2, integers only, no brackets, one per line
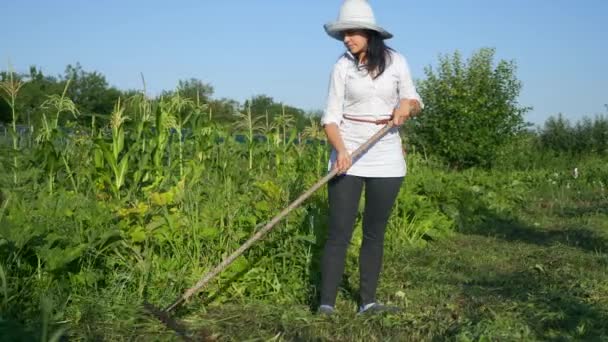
318,0,423,315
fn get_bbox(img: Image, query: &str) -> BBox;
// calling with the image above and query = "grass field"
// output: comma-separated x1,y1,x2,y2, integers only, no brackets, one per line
138,183,607,341
1,93,606,341
2,164,601,341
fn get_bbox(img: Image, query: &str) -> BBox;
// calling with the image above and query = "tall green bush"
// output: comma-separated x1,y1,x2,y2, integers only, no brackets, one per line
408,47,530,169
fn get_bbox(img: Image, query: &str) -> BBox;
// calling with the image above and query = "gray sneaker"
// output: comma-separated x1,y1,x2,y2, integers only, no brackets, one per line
317,305,335,316
358,302,401,315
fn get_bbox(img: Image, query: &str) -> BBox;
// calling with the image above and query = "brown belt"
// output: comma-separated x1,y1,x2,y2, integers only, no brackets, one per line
343,114,391,125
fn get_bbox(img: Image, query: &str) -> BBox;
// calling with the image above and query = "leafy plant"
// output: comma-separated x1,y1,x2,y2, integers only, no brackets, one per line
409,48,531,169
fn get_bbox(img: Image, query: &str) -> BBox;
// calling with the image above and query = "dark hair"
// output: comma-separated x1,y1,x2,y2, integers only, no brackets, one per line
356,30,393,79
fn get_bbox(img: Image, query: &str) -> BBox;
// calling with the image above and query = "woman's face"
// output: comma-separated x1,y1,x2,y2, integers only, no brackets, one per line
342,29,368,56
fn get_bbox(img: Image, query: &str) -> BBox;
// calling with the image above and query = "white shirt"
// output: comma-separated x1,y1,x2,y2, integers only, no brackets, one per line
321,50,424,177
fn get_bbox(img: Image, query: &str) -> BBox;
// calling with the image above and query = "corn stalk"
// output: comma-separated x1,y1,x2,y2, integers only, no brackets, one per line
0,68,25,186
233,104,263,170
36,80,78,194
95,98,130,198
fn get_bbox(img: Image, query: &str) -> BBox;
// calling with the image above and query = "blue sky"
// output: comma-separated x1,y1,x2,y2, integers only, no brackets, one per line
1,0,606,126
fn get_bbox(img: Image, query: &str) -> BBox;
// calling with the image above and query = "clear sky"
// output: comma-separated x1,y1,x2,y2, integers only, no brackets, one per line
1,0,606,126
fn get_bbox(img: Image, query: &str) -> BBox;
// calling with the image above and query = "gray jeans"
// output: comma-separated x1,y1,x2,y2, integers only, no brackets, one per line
320,174,403,307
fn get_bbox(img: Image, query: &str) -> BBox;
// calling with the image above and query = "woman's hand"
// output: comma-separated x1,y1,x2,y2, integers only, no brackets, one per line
392,99,419,126
324,123,351,174
334,148,352,174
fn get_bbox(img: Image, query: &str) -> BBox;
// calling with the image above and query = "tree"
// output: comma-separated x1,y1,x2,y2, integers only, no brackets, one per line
64,63,122,119
18,67,65,126
244,95,275,120
175,78,214,104
539,113,573,153
590,112,608,154
0,67,64,125
407,48,530,168
540,113,608,155
208,97,240,123
243,94,308,131
160,78,214,106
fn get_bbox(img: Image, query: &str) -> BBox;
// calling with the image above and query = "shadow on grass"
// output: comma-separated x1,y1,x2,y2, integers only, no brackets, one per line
0,320,38,342
0,318,69,342
458,207,608,254
558,199,608,218
443,204,608,339
447,268,608,340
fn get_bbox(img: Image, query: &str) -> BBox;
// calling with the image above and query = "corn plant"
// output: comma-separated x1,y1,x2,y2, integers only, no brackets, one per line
95,98,130,198
258,110,277,156
35,81,78,194
268,105,296,168
275,105,295,147
153,94,195,182
0,67,25,185
171,94,200,178
132,92,153,154
302,117,328,175
119,91,155,189
233,104,264,170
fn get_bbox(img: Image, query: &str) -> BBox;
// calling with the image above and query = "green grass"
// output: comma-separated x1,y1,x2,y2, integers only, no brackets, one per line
1,92,606,341
49,179,604,342
2,159,606,341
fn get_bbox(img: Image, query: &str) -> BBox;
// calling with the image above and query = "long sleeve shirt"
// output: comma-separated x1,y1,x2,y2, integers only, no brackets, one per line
321,50,423,177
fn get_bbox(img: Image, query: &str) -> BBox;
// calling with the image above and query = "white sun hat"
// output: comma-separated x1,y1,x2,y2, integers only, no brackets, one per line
324,0,393,41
